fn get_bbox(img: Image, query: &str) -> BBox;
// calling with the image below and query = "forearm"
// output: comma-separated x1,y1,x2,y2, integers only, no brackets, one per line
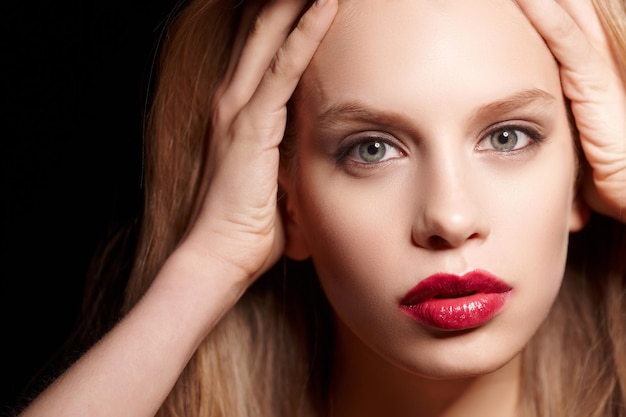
17,0,340,413
19,250,249,417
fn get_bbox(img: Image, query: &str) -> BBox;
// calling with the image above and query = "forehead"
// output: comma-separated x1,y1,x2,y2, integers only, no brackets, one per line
304,0,560,112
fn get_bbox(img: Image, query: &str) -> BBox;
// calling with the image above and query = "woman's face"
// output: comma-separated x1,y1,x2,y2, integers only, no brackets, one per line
283,0,586,378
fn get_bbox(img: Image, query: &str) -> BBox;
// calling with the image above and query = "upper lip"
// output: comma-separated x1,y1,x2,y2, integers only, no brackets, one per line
399,269,512,305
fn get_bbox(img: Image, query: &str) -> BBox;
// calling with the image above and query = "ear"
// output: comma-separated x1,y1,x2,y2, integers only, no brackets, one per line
278,168,311,261
569,190,590,232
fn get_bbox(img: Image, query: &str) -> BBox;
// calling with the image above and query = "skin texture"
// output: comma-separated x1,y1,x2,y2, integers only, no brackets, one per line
517,0,626,223
17,0,624,415
283,0,587,415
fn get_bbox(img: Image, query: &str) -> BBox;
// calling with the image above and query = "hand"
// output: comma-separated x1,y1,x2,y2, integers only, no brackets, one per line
179,0,338,281
516,0,626,223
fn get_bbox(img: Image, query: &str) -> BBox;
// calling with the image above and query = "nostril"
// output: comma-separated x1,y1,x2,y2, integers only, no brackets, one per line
427,235,452,250
425,231,480,250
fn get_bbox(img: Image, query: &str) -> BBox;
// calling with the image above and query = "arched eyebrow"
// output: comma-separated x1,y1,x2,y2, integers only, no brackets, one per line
315,88,557,131
316,101,408,132
469,88,557,124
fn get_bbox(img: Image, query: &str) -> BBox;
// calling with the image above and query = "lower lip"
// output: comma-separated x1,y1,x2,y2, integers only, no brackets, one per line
400,292,511,331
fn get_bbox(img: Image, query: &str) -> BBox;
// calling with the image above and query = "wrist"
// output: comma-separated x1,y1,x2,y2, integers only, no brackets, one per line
149,246,253,343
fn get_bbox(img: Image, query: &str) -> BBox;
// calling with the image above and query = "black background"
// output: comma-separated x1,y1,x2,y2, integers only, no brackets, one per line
3,0,179,413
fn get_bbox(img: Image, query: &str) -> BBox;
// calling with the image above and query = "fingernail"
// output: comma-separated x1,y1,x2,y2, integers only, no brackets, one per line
316,0,328,8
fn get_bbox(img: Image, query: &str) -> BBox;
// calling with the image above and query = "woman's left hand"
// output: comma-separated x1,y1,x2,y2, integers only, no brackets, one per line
516,0,626,223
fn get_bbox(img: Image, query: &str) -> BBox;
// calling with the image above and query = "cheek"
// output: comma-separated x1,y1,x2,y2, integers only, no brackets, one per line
488,137,576,275
295,171,409,298
468,135,578,364
290,150,419,331
493,147,575,322
289,122,579,376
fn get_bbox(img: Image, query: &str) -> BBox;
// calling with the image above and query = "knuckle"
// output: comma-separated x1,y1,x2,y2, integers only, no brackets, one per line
295,13,315,37
269,47,298,79
554,14,577,39
234,106,286,146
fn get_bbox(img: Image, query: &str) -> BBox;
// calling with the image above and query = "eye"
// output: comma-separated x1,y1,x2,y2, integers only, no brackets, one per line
477,126,542,152
343,136,404,164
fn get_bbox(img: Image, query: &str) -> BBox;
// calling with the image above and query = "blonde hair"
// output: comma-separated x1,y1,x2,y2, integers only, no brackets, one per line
82,0,626,415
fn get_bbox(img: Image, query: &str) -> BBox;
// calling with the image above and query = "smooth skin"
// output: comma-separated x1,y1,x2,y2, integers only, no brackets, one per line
19,0,625,416
282,0,586,415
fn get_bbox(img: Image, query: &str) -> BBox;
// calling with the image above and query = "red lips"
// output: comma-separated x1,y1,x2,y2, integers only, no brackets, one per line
399,270,512,331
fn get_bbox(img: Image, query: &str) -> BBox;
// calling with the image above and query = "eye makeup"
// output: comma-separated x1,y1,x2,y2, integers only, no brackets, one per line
308,87,559,171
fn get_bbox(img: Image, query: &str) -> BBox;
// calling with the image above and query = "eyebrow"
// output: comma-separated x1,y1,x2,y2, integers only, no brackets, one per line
315,88,557,130
316,101,407,132
470,88,556,123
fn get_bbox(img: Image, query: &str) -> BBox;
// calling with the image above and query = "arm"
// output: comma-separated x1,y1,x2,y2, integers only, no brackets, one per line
20,252,249,417
19,0,338,416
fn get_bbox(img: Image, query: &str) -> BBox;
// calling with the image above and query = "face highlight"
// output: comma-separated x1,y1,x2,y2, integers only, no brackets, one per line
282,0,585,382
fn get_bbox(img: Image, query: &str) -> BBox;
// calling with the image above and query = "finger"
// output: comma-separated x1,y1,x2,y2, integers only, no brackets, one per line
243,0,338,135
555,0,608,52
221,0,310,110
516,0,625,144
514,0,621,105
555,0,623,78
515,0,598,75
516,0,626,222
214,0,263,102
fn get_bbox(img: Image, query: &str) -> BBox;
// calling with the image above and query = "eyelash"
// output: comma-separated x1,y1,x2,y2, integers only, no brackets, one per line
335,123,545,166
335,133,405,166
475,123,545,154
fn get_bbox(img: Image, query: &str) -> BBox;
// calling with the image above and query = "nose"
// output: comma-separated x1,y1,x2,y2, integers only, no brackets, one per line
412,157,490,250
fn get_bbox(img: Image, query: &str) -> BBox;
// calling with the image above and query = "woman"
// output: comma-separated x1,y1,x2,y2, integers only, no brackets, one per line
19,0,626,416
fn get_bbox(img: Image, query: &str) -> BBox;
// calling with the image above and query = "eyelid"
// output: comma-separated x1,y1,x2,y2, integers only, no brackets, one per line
336,131,406,162
475,121,545,152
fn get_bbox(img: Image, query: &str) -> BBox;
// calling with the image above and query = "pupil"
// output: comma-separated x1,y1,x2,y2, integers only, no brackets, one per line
359,140,386,162
498,131,511,144
368,143,381,155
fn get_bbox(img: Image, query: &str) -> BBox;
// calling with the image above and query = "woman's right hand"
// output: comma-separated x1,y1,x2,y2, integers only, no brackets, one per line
18,3,337,416
180,0,338,283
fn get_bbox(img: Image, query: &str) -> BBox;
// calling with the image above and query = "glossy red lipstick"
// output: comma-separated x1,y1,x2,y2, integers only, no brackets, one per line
399,270,512,331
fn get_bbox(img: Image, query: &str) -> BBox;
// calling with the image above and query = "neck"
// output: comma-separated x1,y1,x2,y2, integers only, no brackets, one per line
329,323,521,417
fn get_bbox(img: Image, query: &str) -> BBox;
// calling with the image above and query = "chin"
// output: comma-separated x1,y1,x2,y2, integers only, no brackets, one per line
379,332,524,381
405,356,516,380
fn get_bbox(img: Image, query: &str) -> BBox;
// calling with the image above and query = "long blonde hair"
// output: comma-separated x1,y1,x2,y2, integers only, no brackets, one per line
81,0,626,415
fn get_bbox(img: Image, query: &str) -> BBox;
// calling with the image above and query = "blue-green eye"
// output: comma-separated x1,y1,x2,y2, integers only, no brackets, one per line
491,129,519,151
359,140,386,162
345,137,403,163
489,129,525,152
479,126,540,152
